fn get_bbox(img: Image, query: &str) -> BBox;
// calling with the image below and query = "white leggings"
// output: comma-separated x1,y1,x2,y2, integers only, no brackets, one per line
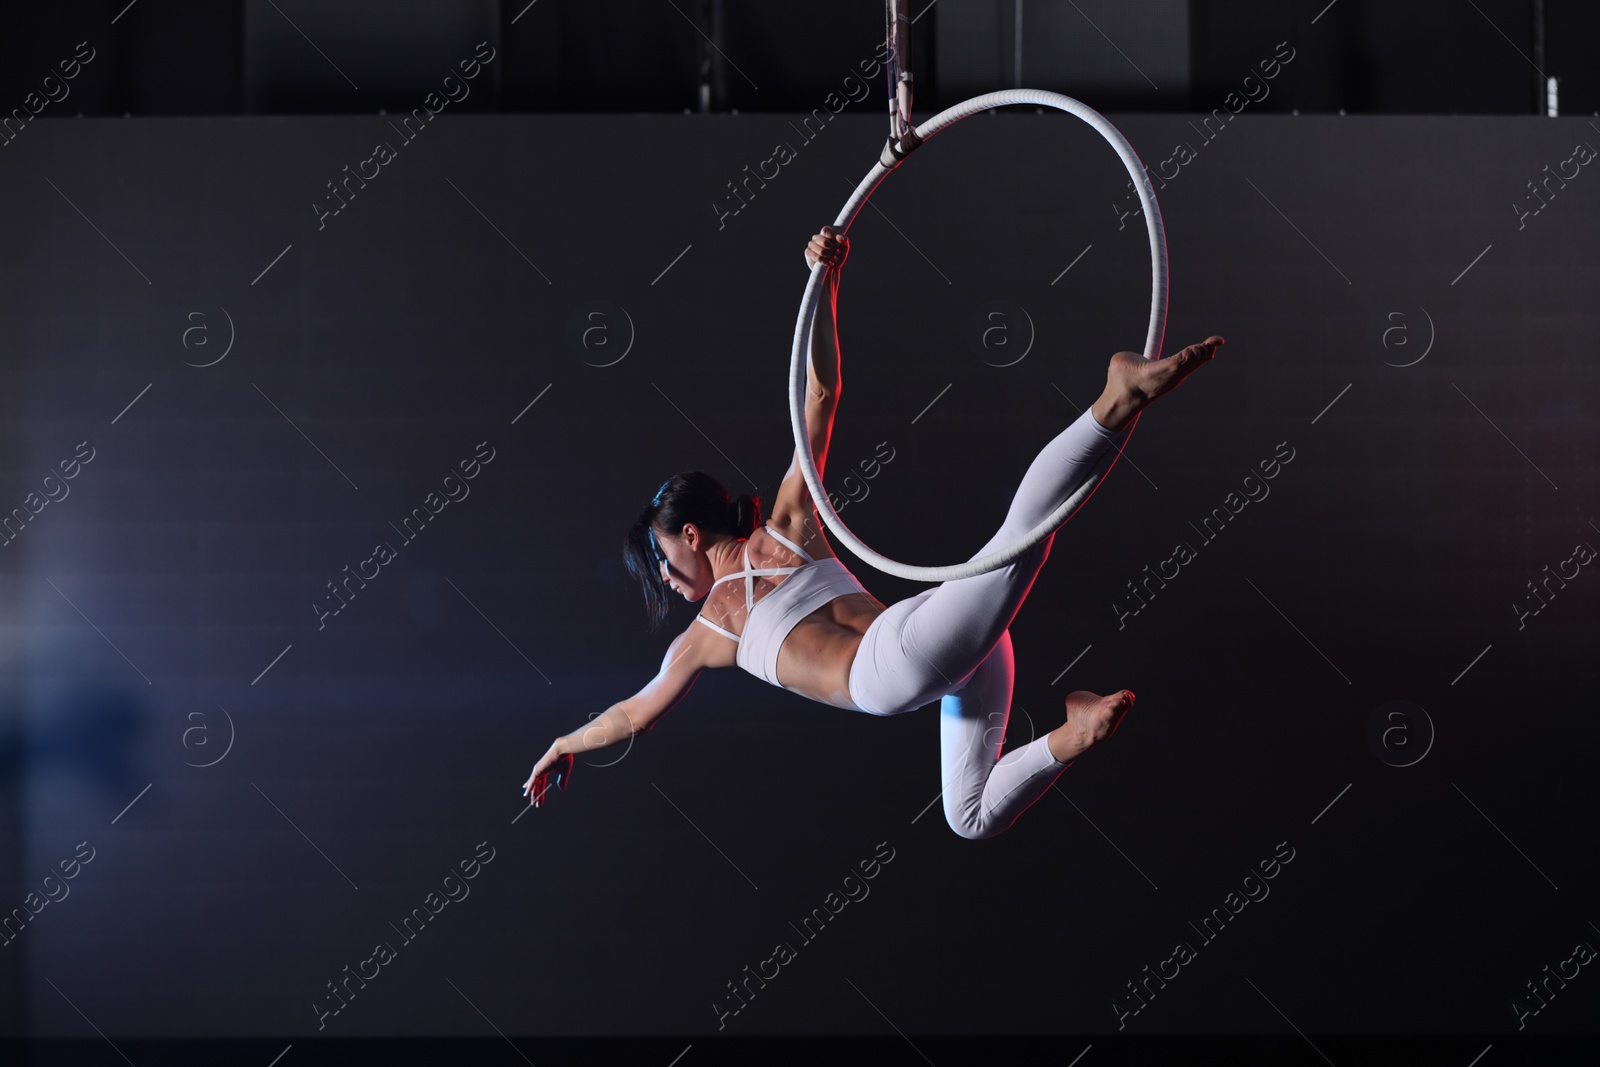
845,405,1133,840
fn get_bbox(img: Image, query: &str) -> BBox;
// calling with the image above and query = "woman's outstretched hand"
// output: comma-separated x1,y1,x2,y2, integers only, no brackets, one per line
804,225,849,272
522,740,574,808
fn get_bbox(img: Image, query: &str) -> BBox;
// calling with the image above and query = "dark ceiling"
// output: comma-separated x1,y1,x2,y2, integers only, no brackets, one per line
4,1,1596,117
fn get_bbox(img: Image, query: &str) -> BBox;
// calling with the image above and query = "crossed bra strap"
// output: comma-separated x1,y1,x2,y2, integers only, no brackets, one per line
700,523,816,635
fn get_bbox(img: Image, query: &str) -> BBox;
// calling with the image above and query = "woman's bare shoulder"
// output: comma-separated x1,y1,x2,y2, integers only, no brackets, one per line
763,509,836,562
688,596,740,668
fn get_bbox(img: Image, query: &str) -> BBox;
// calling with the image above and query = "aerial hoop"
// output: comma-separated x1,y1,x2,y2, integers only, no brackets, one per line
789,88,1169,583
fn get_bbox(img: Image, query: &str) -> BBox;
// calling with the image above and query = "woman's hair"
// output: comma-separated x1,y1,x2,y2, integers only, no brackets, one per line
623,471,762,633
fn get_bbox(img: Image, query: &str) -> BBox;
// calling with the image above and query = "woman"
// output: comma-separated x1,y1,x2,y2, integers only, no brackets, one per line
522,225,1223,839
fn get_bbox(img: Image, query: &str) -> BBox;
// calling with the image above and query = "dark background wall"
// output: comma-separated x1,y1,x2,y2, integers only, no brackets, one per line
0,0,1596,1060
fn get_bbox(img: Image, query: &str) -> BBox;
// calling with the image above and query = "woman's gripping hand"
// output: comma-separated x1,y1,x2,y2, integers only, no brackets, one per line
804,225,850,272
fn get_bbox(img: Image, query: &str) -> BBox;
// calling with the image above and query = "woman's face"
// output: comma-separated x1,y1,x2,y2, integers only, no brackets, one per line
652,523,710,601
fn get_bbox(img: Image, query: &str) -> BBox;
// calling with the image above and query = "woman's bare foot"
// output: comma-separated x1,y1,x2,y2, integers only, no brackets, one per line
1047,689,1135,764
1092,336,1224,432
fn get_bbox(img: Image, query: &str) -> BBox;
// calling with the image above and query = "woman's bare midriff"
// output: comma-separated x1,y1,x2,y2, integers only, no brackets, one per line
704,518,887,711
773,592,886,711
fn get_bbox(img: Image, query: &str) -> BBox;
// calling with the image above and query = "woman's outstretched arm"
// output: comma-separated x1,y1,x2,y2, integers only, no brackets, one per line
522,625,708,806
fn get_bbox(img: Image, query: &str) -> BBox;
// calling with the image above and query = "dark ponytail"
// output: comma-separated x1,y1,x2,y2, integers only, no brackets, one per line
622,471,763,633
727,493,761,539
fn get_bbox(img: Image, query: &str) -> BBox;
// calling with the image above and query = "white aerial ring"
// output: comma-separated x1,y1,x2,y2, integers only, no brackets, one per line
790,88,1169,581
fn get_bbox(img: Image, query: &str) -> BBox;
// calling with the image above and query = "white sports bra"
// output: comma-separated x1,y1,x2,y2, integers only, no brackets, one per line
693,523,871,690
